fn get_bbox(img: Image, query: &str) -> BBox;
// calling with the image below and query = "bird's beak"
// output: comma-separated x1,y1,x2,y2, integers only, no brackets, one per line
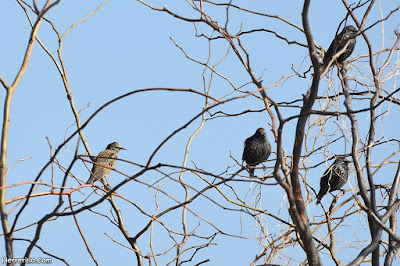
120,147,127,150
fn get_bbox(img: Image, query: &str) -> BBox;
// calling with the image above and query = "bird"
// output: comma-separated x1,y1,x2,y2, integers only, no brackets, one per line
242,128,271,177
323,25,358,68
316,158,350,204
86,142,126,185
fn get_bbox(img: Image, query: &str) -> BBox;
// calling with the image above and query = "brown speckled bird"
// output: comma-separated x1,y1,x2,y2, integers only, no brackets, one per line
323,25,358,67
86,142,126,185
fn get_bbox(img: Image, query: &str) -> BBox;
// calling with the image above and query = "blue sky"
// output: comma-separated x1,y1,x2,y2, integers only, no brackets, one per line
1,0,400,265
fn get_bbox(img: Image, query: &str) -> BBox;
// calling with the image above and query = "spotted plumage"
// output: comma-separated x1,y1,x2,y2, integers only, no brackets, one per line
86,142,126,185
316,158,350,204
323,25,358,67
242,128,271,177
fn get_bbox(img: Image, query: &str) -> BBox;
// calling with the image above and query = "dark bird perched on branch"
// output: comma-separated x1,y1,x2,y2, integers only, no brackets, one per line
323,25,358,68
242,128,271,177
86,142,126,185
316,158,350,204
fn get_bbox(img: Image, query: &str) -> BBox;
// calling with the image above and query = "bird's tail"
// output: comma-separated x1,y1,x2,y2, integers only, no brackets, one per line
86,175,95,185
249,167,255,177
316,194,322,205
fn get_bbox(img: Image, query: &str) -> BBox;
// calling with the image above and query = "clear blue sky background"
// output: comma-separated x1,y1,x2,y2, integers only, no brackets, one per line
1,0,399,265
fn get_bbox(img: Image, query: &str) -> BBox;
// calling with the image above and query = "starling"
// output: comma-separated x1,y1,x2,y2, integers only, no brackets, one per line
323,25,358,67
316,158,350,204
242,128,271,177
86,142,126,185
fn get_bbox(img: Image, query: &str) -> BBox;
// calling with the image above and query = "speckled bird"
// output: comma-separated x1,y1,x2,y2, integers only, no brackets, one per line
316,158,350,204
323,25,358,67
86,142,126,185
242,128,271,177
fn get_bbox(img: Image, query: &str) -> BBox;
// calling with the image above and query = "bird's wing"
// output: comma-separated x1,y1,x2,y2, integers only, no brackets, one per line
92,150,118,179
242,136,252,161
325,38,337,61
321,165,334,188
324,29,348,64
